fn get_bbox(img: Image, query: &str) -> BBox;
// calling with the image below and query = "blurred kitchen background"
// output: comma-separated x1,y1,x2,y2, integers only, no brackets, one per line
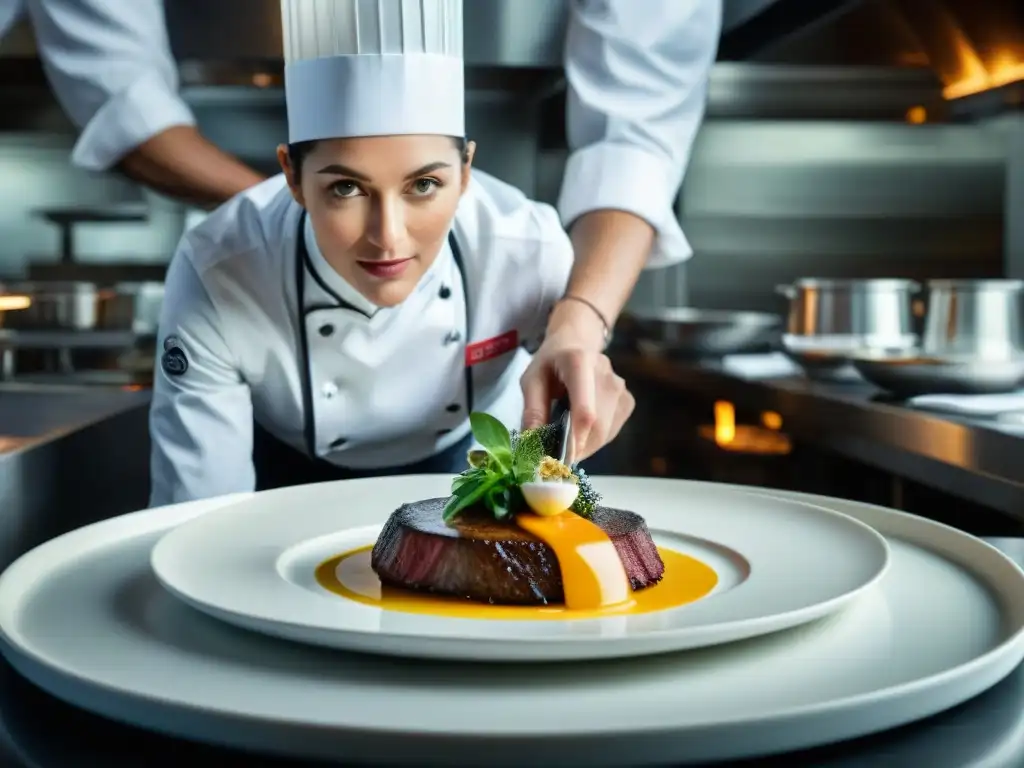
0,0,1021,375
2,0,1024,557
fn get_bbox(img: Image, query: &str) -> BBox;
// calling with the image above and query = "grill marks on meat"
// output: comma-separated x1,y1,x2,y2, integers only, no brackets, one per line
369,498,666,606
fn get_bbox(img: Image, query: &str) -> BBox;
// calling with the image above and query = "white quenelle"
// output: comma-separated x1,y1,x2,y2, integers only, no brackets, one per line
520,458,579,516
520,481,579,517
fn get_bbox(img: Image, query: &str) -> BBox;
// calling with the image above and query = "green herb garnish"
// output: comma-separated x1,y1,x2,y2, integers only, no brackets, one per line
570,465,601,518
442,412,602,524
443,413,530,523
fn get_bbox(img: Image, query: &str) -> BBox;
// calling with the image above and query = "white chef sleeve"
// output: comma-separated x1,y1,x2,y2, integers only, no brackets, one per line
149,247,254,508
530,202,575,344
24,0,196,172
558,0,722,268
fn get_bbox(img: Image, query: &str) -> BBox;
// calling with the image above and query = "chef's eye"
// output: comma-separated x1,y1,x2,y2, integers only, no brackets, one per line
329,181,362,198
410,178,441,196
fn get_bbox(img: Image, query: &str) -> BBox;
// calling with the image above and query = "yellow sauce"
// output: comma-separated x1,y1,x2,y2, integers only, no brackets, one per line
515,511,630,609
315,545,718,621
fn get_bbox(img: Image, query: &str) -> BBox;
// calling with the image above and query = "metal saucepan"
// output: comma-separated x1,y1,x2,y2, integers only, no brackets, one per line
847,279,1024,398
621,307,782,358
776,278,920,380
0,281,164,334
922,279,1024,359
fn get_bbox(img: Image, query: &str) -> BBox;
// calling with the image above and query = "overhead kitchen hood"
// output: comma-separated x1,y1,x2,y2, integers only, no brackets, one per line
0,0,1019,119
721,0,1024,115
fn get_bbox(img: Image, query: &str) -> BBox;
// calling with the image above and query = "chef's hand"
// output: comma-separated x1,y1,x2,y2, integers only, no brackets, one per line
520,301,635,462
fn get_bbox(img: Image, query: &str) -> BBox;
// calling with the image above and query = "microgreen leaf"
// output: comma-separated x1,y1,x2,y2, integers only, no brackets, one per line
451,471,482,492
469,412,513,471
486,486,511,520
511,426,545,483
443,473,505,523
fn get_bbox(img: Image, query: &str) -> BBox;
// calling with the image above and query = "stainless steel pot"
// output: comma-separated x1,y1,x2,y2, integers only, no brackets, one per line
922,279,1024,359
112,281,165,334
776,278,919,380
0,282,106,330
776,279,920,345
0,281,164,333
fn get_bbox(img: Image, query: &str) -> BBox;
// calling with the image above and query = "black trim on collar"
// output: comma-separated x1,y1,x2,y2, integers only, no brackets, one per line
299,223,376,320
294,212,473,460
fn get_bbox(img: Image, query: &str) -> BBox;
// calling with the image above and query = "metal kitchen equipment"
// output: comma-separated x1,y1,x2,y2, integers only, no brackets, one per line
621,308,782,358
0,281,163,384
922,279,1024,359
0,281,163,333
776,279,920,380
0,281,107,330
33,204,149,264
850,349,1024,398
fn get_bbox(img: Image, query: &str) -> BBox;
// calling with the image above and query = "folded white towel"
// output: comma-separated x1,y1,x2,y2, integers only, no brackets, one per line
721,353,802,380
909,392,1024,416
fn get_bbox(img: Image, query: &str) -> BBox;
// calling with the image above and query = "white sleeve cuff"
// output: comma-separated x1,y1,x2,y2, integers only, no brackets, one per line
556,142,692,269
71,69,197,172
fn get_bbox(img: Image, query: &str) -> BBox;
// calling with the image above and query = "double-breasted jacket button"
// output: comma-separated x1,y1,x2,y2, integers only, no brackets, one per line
321,381,339,399
446,403,460,413
329,437,348,449
438,285,451,299
318,324,335,337
444,330,461,346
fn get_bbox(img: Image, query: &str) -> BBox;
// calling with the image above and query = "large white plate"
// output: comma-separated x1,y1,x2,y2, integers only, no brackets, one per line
149,475,890,661
0,481,1022,765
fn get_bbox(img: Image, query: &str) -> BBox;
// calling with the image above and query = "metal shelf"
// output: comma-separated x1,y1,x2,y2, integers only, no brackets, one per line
0,330,152,350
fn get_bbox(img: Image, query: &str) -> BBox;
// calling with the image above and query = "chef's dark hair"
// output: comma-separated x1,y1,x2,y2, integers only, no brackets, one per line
288,136,471,183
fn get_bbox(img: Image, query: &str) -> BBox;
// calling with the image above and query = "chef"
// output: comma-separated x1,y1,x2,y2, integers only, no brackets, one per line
150,0,635,507
0,0,263,207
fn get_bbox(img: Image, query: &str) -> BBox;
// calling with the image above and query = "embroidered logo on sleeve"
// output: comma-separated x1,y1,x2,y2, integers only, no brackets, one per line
161,336,189,377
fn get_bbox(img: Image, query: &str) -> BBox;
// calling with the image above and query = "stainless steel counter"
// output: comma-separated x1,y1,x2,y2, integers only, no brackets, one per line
0,383,150,443
613,353,1024,519
0,385,151,570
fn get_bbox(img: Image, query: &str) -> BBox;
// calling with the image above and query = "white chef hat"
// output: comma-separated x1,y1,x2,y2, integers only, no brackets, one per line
281,0,465,144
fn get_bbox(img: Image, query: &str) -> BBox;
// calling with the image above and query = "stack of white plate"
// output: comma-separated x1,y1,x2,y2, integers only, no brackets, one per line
1,476,1023,766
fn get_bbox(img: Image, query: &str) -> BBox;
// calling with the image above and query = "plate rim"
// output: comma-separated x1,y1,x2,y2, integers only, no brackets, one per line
146,478,892,657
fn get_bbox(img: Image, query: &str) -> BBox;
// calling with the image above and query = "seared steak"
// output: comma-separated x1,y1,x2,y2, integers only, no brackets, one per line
370,498,665,605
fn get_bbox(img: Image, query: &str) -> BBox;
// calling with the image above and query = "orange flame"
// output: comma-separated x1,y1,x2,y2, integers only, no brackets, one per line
0,295,30,311
944,37,1024,99
714,401,735,446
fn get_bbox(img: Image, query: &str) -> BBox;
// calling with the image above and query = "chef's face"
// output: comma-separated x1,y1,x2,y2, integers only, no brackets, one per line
278,135,474,307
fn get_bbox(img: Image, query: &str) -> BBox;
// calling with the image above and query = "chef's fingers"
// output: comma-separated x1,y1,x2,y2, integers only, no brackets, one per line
576,367,631,460
520,360,554,430
605,384,635,446
559,350,599,458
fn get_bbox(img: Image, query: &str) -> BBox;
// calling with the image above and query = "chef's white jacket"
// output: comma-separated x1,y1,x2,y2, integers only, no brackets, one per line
0,0,195,171
560,0,721,266
0,0,721,262
149,171,573,507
